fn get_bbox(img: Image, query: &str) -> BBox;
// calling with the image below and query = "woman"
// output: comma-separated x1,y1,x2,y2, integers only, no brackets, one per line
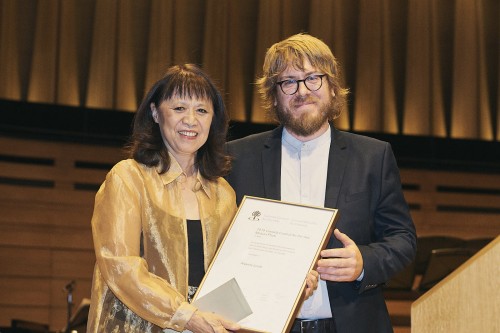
87,64,240,333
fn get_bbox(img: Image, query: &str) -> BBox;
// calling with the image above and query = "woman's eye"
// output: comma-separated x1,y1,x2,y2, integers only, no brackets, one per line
197,108,208,114
283,79,296,87
173,106,185,111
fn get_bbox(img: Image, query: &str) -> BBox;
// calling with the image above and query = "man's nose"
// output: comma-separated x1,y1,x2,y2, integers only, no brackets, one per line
296,80,310,95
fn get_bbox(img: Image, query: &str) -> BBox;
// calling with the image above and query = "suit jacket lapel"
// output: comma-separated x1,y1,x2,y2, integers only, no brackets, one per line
325,125,349,209
262,126,283,201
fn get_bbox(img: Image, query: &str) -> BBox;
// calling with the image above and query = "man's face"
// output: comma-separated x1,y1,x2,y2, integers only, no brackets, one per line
275,59,335,140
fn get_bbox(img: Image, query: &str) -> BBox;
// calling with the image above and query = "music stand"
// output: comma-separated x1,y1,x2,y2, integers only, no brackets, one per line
11,319,49,333
63,298,90,333
415,235,466,275
419,248,473,291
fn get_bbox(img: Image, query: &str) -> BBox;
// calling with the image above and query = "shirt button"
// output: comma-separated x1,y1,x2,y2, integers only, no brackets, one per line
193,181,202,191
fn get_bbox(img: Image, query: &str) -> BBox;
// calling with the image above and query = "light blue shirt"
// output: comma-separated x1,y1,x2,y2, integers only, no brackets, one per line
281,126,333,319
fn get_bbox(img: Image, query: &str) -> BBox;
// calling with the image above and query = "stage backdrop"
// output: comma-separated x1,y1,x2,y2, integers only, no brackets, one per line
0,0,498,141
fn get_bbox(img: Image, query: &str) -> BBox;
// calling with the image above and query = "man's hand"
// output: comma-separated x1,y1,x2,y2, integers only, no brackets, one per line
317,229,363,282
304,270,319,300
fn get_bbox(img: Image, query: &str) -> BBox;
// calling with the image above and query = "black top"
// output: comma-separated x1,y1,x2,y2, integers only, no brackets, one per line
187,219,204,287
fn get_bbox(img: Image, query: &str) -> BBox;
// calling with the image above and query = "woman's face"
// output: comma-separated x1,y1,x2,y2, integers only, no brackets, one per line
151,94,214,162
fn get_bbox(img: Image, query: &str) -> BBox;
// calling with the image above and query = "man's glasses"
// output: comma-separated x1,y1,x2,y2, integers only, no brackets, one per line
276,74,326,95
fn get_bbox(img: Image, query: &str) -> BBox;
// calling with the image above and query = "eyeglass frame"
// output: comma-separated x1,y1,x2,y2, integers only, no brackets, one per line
275,74,327,95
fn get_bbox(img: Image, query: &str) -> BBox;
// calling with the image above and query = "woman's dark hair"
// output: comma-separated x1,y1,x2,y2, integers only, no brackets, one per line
127,64,231,180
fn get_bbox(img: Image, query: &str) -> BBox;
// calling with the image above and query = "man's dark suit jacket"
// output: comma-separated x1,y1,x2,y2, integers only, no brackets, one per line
225,124,417,333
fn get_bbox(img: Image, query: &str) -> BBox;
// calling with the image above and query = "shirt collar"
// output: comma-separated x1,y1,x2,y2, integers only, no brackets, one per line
282,126,331,151
157,152,212,198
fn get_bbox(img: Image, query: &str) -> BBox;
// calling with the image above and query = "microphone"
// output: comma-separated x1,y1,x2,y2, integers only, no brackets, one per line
64,280,76,293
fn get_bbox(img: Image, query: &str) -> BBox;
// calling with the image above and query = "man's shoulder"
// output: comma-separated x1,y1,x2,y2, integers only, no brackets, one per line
335,129,389,149
229,129,275,144
227,129,277,150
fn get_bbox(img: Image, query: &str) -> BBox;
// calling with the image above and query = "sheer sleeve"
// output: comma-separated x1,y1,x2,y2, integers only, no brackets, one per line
91,164,196,331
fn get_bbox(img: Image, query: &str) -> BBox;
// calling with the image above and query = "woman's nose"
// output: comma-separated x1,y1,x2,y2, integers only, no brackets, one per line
182,109,196,125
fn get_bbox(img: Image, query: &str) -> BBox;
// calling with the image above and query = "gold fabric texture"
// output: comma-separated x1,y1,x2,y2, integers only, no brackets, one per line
87,157,237,332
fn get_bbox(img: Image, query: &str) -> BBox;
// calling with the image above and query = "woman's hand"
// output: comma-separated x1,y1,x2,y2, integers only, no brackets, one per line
304,270,319,300
185,309,240,333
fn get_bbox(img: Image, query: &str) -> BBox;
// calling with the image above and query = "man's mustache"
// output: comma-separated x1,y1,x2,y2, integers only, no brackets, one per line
292,95,316,107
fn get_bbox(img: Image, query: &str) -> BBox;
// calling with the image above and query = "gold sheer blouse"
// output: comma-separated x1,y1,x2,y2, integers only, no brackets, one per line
86,157,237,333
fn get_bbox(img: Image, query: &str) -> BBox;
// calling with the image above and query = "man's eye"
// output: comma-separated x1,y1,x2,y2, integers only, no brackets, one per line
282,79,297,87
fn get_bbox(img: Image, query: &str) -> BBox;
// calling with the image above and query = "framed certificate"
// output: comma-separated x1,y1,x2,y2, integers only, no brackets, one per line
192,196,338,333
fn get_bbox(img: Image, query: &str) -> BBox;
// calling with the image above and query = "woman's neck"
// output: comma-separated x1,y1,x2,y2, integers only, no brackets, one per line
182,164,197,178
169,151,197,177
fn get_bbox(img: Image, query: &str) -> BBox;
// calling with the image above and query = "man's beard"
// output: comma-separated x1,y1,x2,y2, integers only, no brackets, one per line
276,96,335,137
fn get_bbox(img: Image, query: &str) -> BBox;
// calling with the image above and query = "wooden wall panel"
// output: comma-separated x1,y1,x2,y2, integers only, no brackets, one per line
0,196,94,228
0,136,122,329
0,224,52,248
0,306,50,329
0,247,52,277
401,169,500,238
0,224,93,250
0,278,51,306
51,250,95,279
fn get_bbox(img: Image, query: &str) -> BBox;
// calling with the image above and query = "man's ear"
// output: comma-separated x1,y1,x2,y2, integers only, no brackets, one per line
150,103,159,123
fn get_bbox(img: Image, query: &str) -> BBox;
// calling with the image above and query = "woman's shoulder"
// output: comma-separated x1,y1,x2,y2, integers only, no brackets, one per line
109,159,140,174
106,159,156,182
209,176,236,198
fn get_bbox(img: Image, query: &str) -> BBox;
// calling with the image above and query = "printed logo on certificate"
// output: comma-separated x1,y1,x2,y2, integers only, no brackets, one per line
192,196,338,333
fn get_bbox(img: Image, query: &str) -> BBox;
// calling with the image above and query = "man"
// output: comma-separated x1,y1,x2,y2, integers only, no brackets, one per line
226,33,416,333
